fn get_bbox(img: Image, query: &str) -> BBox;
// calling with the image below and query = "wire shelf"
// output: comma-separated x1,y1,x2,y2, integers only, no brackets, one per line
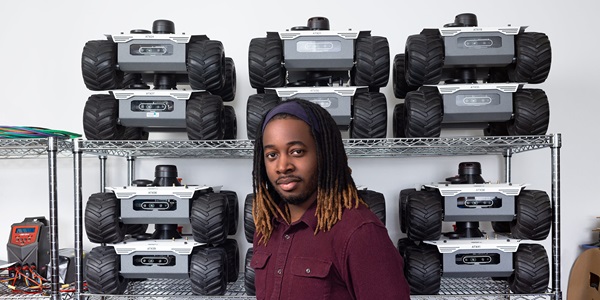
83,276,252,300
0,139,71,159
75,134,558,159
0,290,75,300
0,296,53,300
79,276,553,300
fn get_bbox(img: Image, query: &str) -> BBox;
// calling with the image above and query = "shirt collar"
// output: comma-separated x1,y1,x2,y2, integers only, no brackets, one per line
274,200,319,232
300,200,319,231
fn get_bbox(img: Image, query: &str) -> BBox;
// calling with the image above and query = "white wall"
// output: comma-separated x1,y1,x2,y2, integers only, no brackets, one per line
0,0,597,295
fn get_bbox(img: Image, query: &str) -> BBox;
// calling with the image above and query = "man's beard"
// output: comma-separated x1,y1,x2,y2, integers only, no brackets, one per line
281,191,313,205
273,176,317,206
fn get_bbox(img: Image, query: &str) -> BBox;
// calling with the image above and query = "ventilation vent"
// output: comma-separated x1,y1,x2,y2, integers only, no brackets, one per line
172,191,195,198
497,245,519,252
170,36,190,43
276,90,299,97
440,29,462,36
498,188,521,195
168,93,192,100
498,28,520,35
439,189,462,196
438,86,461,94
338,32,359,39
112,92,135,100
113,36,134,43
172,248,193,254
114,192,136,198
496,85,519,93
280,33,301,40
115,248,136,255
437,246,460,253
332,89,358,96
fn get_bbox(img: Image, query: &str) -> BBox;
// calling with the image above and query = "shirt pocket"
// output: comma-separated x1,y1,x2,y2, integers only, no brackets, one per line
288,257,333,300
250,251,271,300
250,250,271,269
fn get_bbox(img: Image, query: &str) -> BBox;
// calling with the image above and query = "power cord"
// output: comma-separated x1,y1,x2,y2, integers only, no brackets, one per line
0,126,81,139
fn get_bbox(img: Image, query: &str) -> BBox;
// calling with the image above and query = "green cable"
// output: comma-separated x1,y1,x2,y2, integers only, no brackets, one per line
0,126,81,139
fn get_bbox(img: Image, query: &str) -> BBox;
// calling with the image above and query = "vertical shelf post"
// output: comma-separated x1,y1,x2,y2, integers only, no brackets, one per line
73,139,84,300
99,155,107,192
551,133,562,299
47,137,60,300
127,155,135,185
503,148,513,184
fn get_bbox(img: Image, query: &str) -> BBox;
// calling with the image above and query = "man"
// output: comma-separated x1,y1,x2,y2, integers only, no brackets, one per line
251,98,411,299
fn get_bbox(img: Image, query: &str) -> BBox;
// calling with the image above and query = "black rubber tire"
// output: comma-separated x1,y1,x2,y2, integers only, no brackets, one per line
190,246,227,296
186,93,225,140
393,54,418,99
392,103,406,138
85,192,125,244
81,40,124,91
358,189,386,226
487,67,510,83
244,247,256,296
187,40,226,92
212,57,236,102
509,243,549,294
404,87,443,138
511,190,552,240
191,193,229,245
83,95,149,140
396,237,416,258
484,122,510,137
83,94,122,140
509,32,552,84
406,190,443,241
121,72,140,89
125,224,148,236
350,92,387,138
507,89,550,136
491,221,511,234
85,246,128,294
83,94,148,140
246,93,281,140
351,36,390,89
399,188,417,233
221,190,239,236
223,239,240,282
405,33,444,86
248,37,286,91
404,242,441,295
222,105,237,140
244,193,255,243
120,127,149,140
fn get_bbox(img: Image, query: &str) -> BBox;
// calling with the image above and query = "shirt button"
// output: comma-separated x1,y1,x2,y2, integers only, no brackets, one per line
305,268,311,274
277,269,282,275
284,234,290,240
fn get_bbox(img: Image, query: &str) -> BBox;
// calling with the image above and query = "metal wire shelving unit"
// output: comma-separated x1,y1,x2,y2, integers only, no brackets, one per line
0,138,71,159
75,134,552,159
71,134,562,300
81,276,554,300
0,137,73,300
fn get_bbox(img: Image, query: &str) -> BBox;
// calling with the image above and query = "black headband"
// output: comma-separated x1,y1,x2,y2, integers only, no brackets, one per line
261,100,320,133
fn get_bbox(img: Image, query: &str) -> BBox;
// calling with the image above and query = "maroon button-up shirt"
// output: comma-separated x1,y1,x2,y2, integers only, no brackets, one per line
251,201,411,300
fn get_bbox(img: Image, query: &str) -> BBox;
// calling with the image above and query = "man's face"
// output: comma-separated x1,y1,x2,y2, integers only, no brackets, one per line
262,117,318,206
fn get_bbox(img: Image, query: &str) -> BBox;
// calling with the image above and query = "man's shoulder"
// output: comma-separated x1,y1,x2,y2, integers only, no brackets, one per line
328,204,390,254
334,203,383,229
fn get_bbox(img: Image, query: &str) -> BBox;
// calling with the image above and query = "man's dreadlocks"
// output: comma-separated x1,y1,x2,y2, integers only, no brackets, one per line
252,98,364,245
